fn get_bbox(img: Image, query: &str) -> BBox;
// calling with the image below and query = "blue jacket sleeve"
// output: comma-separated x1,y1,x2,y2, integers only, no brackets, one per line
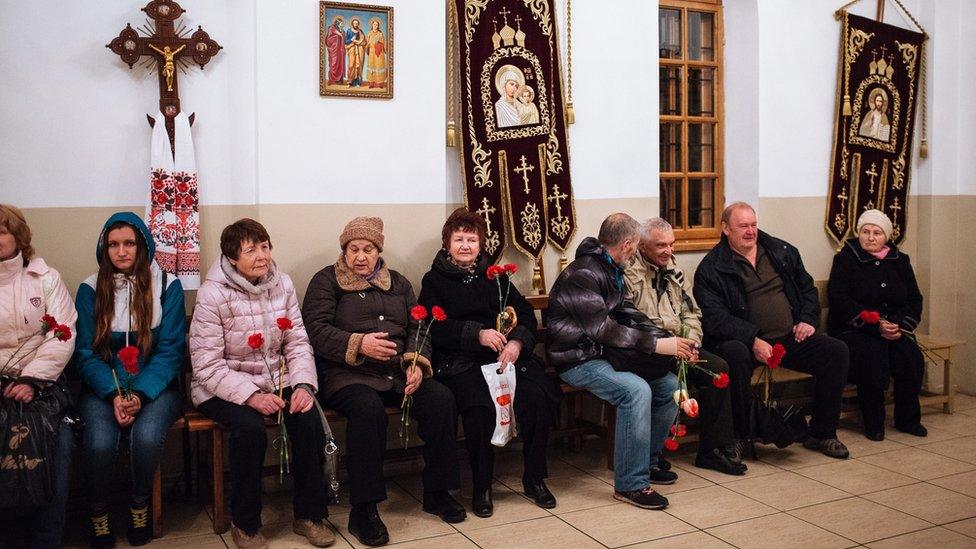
73,283,119,399
132,280,186,400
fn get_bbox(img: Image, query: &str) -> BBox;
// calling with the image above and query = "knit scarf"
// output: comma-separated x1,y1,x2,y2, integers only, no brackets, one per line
147,111,200,290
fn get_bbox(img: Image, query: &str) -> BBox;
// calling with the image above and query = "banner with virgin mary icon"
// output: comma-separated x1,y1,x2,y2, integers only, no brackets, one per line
448,0,576,261
826,12,925,246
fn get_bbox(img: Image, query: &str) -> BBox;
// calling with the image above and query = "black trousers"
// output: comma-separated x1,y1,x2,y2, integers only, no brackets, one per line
715,334,849,440
836,331,924,433
443,366,553,492
324,380,460,505
197,390,327,533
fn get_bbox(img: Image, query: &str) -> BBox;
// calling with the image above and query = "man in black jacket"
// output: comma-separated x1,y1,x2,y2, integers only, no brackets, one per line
694,202,850,459
548,213,681,510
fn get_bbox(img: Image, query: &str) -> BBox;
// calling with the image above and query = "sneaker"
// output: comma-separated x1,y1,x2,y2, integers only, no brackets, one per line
230,525,268,549
695,447,748,476
293,519,336,547
649,467,678,485
348,504,389,546
896,423,928,437
89,510,115,549
422,491,467,523
613,486,669,509
803,436,850,459
127,501,152,546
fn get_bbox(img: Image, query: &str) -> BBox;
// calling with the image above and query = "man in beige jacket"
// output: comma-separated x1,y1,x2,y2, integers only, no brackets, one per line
624,217,745,476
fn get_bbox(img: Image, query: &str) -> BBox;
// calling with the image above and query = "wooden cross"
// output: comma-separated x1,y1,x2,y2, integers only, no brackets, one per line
498,6,511,26
547,184,568,219
476,197,497,235
864,162,879,194
514,155,535,194
107,0,222,153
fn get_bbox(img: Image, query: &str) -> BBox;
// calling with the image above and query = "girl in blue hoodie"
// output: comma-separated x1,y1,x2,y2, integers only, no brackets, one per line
74,212,185,547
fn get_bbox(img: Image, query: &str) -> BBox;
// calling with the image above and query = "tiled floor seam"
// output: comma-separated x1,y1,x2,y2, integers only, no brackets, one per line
551,513,614,548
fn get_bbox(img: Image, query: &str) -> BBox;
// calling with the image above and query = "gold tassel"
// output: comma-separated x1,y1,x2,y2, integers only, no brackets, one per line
565,103,575,125
532,262,544,295
842,95,852,116
919,139,928,158
559,255,568,272
446,120,457,148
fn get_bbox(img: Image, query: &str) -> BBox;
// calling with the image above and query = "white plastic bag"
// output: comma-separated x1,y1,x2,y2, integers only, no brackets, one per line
480,362,518,447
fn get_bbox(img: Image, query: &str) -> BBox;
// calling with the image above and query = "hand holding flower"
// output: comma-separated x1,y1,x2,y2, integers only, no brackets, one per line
479,329,508,352
112,395,135,427
404,365,423,395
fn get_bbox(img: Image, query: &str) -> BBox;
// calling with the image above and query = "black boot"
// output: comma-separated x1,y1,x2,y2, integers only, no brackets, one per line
522,478,556,509
348,503,389,546
89,509,116,549
695,447,747,476
472,487,493,518
423,491,466,523
126,500,153,546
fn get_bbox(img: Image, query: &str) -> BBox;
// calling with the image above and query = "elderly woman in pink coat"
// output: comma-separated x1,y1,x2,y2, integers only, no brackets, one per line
189,219,333,549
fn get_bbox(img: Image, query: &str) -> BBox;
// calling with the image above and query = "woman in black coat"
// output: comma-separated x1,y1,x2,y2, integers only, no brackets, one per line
827,210,926,441
418,208,561,518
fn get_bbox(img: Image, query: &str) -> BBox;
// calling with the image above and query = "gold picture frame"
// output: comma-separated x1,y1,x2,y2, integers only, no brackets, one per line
319,2,393,99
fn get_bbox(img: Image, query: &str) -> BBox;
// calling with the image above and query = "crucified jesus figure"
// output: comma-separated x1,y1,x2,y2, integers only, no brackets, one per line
149,43,187,91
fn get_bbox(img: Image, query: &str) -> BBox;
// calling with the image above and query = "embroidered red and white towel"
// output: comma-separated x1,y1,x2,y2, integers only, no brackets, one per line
147,112,200,289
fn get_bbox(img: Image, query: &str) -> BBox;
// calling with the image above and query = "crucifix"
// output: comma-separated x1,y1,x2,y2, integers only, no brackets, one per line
888,196,902,226
836,186,849,213
864,162,879,194
498,6,511,26
547,184,568,219
107,0,222,154
514,155,535,194
476,197,497,236
514,14,523,31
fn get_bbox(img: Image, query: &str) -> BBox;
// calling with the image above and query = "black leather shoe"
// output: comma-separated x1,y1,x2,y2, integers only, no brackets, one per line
348,503,389,546
423,491,467,523
657,456,672,471
695,447,747,476
896,423,928,437
865,429,885,441
522,479,557,509
472,487,493,517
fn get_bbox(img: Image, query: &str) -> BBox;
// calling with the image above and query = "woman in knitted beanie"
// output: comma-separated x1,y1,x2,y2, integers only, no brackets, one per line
302,216,465,546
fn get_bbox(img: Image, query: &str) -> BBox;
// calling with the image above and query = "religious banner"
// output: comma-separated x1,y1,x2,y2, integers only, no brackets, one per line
449,0,576,261
826,12,924,246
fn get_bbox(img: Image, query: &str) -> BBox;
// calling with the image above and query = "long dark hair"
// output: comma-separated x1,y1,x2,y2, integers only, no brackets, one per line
93,221,154,363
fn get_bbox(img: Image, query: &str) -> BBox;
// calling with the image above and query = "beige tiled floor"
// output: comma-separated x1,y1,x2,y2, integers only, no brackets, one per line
58,405,976,548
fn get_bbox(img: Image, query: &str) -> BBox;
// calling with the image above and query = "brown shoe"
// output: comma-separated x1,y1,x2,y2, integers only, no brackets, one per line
293,519,336,547
231,525,268,549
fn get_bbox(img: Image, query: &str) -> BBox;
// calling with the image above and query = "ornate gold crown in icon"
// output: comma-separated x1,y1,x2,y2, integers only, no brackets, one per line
491,7,526,49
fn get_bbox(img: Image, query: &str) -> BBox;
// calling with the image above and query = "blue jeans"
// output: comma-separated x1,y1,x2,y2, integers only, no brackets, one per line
23,421,74,549
560,359,678,492
79,388,181,507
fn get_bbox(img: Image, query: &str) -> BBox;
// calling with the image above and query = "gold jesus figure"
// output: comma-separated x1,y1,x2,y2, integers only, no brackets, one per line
149,44,187,92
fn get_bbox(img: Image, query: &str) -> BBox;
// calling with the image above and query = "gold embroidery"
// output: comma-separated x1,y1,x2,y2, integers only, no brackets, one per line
891,153,906,190
547,183,570,239
513,155,535,194
480,46,550,141
521,0,552,36
520,203,543,249
475,196,501,255
896,41,918,81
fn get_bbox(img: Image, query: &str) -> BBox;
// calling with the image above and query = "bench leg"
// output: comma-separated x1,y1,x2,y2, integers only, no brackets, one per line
944,356,955,414
606,405,616,471
152,466,163,538
211,429,229,534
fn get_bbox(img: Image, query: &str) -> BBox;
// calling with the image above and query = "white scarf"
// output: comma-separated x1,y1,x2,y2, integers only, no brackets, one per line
147,111,201,290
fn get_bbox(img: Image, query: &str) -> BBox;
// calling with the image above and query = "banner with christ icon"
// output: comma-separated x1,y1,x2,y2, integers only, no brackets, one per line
826,12,925,246
448,0,576,261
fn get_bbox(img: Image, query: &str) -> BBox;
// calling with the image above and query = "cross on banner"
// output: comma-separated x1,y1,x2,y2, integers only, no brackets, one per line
514,155,535,194
107,0,222,153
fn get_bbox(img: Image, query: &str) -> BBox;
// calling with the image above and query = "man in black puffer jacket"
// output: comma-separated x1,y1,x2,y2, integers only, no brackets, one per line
694,202,850,459
548,213,685,510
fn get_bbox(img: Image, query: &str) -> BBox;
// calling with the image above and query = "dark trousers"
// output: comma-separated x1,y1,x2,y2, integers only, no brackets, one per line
324,380,460,505
837,331,924,433
716,334,849,440
454,373,552,492
197,390,328,533
11,422,74,549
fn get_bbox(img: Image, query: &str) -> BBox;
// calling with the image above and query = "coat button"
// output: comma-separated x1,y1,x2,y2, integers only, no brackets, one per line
875,261,880,266
387,375,393,380
379,315,385,320
881,283,886,288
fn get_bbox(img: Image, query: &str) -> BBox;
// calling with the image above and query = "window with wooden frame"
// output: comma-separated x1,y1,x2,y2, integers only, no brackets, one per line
659,0,724,251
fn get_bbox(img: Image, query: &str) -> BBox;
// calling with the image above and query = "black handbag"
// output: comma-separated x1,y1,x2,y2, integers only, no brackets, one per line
747,366,805,451
0,378,71,508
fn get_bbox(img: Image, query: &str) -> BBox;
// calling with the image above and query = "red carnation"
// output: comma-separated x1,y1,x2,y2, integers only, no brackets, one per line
410,305,428,321
664,438,679,451
680,398,699,418
431,306,447,322
713,372,730,389
670,424,687,437
247,332,264,350
276,317,293,331
503,263,518,275
767,343,787,369
486,265,505,280
41,314,58,333
53,324,72,342
119,345,140,375
858,310,881,324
